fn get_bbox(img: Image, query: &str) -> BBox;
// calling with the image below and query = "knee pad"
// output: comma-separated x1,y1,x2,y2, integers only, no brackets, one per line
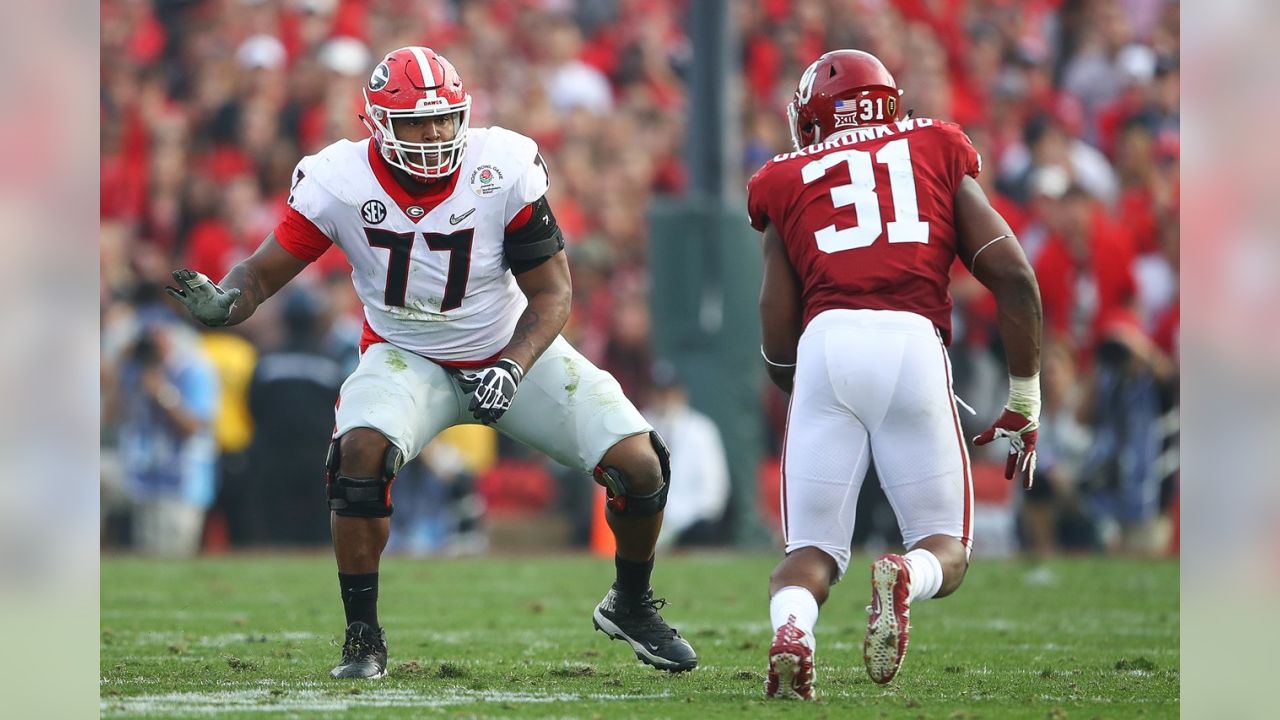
325,437,404,518
650,430,671,485
593,431,671,517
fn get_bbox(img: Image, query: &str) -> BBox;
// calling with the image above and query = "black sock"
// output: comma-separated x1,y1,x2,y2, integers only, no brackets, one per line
614,555,654,597
338,572,379,628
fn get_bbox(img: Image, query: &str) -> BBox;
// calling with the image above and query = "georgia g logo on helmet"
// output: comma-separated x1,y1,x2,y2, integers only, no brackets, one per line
368,62,390,91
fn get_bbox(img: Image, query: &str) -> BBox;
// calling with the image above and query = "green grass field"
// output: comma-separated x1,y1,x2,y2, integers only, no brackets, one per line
101,553,1178,718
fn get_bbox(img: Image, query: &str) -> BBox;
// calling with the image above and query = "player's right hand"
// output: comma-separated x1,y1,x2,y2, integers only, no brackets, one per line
164,269,241,327
455,358,524,425
973,408,1038,490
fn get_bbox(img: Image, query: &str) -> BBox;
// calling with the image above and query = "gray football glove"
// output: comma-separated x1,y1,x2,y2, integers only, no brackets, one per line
164,269,241,327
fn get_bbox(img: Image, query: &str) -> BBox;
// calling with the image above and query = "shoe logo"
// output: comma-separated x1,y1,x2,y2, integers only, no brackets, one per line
776,618,808,645
449,208,476,225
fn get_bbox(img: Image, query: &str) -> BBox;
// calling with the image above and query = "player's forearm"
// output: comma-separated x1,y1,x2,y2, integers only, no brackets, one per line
991,268,1043,379
761,323,800,366
217,261,266,326
217,233,310,325
760,302,801,394
758,224,802,393
765,364,795,394
500,286,571,372
760,325,799,393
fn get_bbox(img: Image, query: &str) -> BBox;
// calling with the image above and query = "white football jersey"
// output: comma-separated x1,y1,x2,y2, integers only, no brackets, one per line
286,127,550,362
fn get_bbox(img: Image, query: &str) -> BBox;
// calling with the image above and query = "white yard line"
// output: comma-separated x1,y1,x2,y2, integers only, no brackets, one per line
120,631,323,647
101,688,672,718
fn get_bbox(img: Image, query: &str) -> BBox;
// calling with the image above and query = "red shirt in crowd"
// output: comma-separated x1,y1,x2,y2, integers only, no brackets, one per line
1033,206,1137,347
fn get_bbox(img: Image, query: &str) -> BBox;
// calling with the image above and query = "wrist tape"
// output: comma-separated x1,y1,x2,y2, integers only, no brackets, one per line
1007,373,1041,420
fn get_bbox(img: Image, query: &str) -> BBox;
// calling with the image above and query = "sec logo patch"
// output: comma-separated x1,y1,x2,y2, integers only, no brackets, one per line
361,200,387,224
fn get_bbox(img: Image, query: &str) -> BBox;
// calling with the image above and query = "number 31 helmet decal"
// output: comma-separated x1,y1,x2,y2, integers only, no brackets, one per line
788,50,903,150
362,46,472,180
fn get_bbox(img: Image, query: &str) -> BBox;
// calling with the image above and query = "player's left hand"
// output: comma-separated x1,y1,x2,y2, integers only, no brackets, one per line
457,358,525,424
165,269,241,327
973,407,1039,489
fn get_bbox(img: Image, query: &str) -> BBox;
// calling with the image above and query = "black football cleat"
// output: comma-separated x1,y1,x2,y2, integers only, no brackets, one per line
593,586,698,672
330,621,388,679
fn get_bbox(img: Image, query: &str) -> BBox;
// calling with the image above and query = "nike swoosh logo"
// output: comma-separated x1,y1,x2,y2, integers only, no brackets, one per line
449,208,476,225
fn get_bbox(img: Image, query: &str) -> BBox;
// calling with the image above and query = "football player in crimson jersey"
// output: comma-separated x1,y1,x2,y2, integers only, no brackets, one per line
748,50,1043,697
166,47,697,678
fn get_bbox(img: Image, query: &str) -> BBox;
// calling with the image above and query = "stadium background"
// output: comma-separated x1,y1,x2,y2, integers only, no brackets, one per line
99,0,1180,561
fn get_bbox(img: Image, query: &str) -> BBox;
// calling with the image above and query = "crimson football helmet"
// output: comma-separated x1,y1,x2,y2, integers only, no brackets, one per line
787,50,903,150
362,46,472,180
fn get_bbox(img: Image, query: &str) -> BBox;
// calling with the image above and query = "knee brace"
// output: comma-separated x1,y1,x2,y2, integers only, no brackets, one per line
593,431,672,517
325,437,404,518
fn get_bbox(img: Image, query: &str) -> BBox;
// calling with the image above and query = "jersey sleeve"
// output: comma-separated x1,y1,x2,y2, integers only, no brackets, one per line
503,140,551,227
746,163,777,232
498,134,562,273
959,132,981,179
937,121,982,185
504,194,564,275
274,158,337,262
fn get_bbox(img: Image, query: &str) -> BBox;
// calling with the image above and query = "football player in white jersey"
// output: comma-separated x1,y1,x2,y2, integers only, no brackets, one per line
166,46,697,679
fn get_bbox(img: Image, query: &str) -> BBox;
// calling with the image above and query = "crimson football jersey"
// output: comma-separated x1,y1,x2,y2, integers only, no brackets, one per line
747,118,981,344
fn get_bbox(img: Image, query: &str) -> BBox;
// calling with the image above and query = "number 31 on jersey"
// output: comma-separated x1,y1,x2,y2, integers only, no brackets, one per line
801,138,929,253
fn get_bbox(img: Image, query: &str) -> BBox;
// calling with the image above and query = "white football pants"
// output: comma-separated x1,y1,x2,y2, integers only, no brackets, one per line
781,309,974,580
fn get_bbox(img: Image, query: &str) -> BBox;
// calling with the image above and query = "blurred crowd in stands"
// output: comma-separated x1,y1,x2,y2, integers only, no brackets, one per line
100,0,1179,558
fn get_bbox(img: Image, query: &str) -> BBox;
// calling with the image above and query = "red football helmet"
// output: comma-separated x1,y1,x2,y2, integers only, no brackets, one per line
362,46,472,180
787,50,903,150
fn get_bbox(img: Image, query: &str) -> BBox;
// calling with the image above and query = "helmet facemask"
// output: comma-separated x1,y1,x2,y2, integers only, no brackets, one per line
363,92,472,181
788,56,823,150
787,99,807,151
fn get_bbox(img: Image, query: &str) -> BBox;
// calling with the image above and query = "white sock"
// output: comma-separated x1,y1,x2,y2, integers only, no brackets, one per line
904,548,944,603
770,586,819,644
